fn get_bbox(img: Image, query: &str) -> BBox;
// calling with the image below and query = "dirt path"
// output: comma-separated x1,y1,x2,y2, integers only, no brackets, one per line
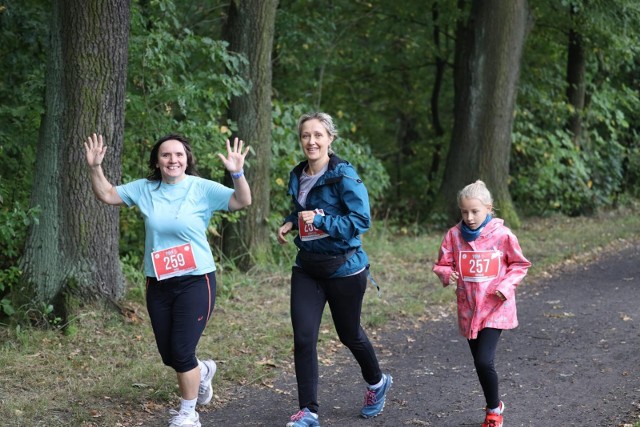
151,244,640,426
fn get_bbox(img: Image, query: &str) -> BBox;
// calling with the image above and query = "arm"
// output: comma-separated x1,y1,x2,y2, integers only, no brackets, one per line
228,173,251,211
432,229,458,287
314,173,371,239
495,232,531,300
84,133,124,206
218,137,252,211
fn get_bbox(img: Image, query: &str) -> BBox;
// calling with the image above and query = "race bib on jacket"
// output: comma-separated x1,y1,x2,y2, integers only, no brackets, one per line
299,209,329,241
152,243,197,280
458,250,501,282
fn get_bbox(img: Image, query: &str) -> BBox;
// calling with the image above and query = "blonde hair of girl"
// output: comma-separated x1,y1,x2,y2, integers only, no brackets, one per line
457,180,495,215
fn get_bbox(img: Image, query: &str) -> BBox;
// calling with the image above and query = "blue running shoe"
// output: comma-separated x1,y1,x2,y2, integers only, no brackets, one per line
286,408,320,427
360,373,393,418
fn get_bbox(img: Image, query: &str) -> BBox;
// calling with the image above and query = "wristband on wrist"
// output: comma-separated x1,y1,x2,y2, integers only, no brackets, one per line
231,169,244,180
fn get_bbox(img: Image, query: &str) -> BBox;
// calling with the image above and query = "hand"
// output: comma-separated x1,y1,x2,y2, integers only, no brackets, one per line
448,271,459,286
496,290,506,301
298,210,316,226
217,137,250,174
84,133,107,168
277,222,293,244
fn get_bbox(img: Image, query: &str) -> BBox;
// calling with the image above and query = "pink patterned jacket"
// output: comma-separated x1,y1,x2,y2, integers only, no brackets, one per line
432,218,531,339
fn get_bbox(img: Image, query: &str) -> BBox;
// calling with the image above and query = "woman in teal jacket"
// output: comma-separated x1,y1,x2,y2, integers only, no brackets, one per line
277,112,392,427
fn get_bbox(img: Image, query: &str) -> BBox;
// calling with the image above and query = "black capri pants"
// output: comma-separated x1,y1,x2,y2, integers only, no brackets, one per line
146,272,216,373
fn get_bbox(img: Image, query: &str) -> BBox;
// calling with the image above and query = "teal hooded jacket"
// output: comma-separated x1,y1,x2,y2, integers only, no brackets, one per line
284,154,370,277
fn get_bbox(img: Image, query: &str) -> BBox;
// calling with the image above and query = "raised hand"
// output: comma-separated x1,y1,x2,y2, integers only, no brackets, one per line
84,133,107,168
217,137,250,174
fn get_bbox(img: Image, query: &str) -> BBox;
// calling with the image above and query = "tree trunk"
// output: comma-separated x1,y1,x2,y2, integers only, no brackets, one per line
566,26,586,145
430,2,446,138
436,0,531,227
427,2,449,194
223,0,279,269
21,0,130,310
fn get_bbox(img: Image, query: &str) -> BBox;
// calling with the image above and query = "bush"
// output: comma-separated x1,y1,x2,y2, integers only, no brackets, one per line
0,182,40,317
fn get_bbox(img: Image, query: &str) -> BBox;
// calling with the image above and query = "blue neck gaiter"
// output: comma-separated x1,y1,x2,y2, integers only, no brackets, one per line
460,215,492,242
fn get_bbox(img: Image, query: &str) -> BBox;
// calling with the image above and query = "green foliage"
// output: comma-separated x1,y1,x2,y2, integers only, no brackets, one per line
0,198,39,261
1,0,639,310
126,0,249,177
0,180,40,317
274,0,640,220
275,0,458,217
34,302,63,328
0,2,89,323
511,1,640,215
118,0,251,264
0,1,47,208
511,118,592,215
121,252,146,303
511,95,632,216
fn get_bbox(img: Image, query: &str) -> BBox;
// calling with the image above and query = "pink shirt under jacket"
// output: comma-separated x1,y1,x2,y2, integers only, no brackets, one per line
432,218,531,340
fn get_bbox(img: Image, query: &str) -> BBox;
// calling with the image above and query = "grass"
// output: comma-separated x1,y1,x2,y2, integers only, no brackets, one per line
1,205,639,426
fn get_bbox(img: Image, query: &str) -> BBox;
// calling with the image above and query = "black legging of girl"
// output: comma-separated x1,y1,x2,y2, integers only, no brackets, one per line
467,327,503,410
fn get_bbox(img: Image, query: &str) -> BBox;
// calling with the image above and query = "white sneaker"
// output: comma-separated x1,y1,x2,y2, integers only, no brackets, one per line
197,359,217,405
168,409,201,427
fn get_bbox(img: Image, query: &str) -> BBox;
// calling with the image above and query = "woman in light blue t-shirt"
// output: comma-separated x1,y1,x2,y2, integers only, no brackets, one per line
85,133,251,427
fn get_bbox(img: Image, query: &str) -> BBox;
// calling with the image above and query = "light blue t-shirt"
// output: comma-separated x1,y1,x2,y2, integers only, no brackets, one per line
116,175,235,278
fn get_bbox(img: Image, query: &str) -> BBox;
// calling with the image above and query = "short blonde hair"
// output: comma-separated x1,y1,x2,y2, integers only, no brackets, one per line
458,180,494,212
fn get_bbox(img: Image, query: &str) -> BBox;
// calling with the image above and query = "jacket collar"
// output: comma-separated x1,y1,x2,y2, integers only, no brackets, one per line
293,154,346,178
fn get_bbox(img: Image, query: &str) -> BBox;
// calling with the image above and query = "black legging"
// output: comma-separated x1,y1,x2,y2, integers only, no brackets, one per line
467,327,502,410
290,267,382,413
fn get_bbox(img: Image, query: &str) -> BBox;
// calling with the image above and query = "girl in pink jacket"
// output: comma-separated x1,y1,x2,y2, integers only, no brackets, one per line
433,180,531,427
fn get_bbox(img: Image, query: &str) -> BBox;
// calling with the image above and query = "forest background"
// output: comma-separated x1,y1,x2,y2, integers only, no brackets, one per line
2,0,639,314
0,0,640,424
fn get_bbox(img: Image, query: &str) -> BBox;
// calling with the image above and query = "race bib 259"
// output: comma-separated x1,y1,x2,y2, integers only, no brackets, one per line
152,243,197,280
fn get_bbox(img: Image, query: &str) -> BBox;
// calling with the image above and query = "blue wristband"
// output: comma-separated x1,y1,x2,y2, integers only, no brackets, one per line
231,169,244,179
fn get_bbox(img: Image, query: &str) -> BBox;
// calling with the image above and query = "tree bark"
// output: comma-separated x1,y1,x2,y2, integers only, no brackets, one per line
566,26,586,145
436,0,531,227
223,0,279,269
427,2,449,195
21,0,130,308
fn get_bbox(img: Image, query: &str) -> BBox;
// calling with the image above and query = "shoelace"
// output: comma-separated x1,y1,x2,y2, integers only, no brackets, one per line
198,381,208,395
363,389,377,406
290,410,307,421
198,365,211,395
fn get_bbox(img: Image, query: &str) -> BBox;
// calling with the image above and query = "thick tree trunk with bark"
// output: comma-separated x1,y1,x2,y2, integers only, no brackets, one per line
21,0,130,308
223,0,278,268
436,0,531,227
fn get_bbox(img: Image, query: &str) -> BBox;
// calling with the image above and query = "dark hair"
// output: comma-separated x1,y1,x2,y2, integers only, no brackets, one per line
147,134,199,181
